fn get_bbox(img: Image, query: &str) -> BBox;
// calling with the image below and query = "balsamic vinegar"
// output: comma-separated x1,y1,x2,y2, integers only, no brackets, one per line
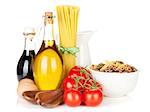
17,28,36,81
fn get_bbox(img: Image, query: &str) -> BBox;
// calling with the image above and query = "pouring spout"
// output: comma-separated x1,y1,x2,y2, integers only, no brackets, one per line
77,31,94,40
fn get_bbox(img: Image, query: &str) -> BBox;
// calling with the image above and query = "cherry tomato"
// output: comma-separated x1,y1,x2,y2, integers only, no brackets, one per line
85,79,103,91
68,66,93,87
83,89,103,106
69,66,92,78
63,76,83,91
63,77,75,91
64,89,82,107
63,66,104,107
68,67,82,78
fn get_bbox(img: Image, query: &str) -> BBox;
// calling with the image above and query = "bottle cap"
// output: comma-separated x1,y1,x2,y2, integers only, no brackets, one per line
44,12,54,24
23,27,36,36
45,12,53,17
23,27,36,40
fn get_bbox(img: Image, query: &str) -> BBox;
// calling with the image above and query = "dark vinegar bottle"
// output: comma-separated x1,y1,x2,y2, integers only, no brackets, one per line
17,27,36,81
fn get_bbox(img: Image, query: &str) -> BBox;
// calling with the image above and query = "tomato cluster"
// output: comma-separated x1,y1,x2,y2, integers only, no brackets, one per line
63,66,103,107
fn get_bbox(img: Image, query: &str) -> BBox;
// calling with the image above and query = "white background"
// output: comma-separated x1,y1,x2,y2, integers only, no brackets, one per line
0,0,150,111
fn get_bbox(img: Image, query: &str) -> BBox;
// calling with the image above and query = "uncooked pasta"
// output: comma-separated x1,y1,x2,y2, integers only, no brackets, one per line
56,5,80,75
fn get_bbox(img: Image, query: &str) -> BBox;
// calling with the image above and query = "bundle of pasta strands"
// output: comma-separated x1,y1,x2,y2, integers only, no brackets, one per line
56,5,80,75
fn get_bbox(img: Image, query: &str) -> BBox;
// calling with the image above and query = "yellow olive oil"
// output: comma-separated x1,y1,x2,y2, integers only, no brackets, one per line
33,12,63,90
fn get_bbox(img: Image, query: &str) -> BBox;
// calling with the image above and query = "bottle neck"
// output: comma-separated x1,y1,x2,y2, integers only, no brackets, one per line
24,38,35,51
44,23,54,41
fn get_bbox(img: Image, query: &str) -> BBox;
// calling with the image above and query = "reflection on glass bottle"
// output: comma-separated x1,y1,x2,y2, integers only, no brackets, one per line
17,28,36,81
33,12,64,90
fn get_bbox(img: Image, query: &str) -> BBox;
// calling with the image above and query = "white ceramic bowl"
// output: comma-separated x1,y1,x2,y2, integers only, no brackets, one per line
89,69,139,97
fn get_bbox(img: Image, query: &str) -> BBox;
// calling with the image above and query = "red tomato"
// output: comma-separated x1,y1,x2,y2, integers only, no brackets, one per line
68,66,93,86
63,76,83,91
64,89,82,107
63,77,75,91
85,79,103,91
68,67,81,78
69,66,92,78
83,89,103,106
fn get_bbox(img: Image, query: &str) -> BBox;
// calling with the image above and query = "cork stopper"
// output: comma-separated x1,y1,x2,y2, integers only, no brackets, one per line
44,12,54,24
23,27,36,40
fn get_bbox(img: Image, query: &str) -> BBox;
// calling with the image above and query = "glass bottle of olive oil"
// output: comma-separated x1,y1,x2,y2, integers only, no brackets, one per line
33,12,63,90
17,28,36,81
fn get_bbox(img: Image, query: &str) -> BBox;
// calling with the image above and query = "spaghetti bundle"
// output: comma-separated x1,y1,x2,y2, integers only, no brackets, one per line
56,5,80,74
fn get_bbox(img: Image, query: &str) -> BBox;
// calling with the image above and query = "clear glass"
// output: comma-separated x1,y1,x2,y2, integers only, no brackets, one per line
33,12,64,90
17,34,35,81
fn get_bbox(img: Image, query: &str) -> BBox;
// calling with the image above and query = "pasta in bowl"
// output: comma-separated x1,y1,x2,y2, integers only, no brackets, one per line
89,61,139,97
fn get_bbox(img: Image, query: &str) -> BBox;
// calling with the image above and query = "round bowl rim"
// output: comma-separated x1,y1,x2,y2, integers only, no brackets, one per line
89,68,139,75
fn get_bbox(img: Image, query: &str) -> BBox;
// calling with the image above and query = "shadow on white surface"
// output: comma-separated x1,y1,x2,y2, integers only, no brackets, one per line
102,96,133,107
17,95,133,109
